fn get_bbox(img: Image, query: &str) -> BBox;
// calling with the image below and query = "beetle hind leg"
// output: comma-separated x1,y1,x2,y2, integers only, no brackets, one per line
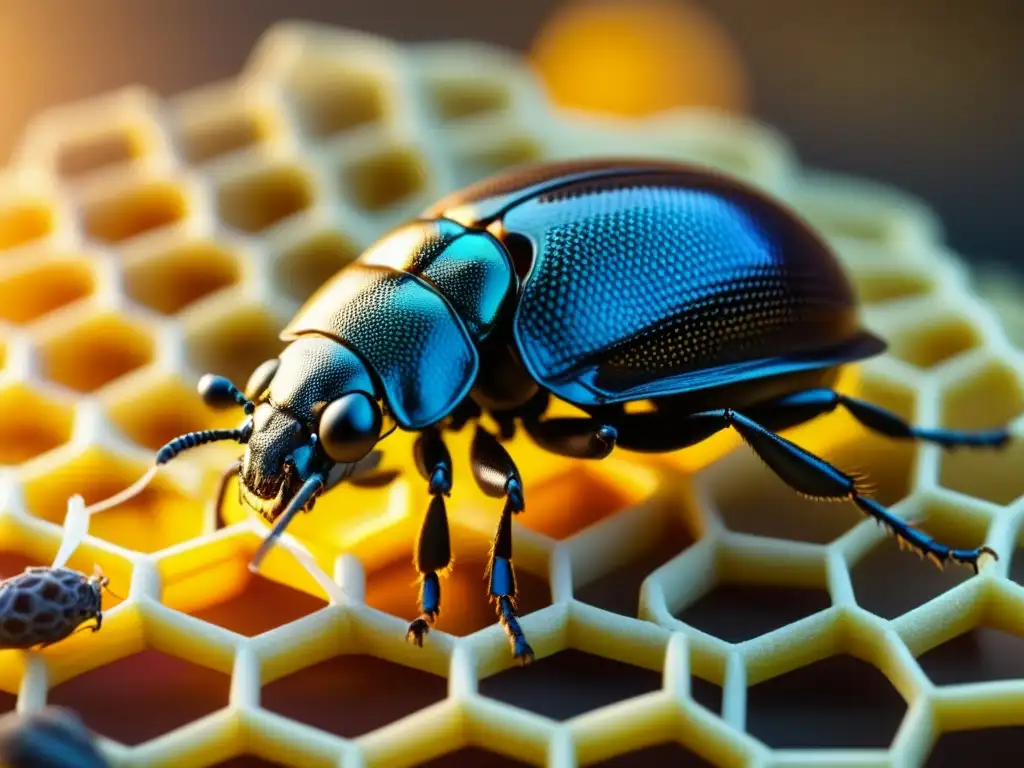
704,407,998,572
749,388,1011,449
471,427,534,664
407,428,454,648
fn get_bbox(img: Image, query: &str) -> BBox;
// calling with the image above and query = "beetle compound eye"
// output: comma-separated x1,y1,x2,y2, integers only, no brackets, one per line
318,392,382,464
244,358,281,402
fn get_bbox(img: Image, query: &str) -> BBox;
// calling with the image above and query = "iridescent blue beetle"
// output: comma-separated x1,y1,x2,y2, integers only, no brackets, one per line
112,159,1009,663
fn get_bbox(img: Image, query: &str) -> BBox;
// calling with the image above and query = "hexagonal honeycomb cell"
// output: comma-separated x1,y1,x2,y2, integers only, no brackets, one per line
215,161,316,234
270,227,360,304
849,494,992,620
22,446,202,552
285,61,391,139
0,384,74,465
0,255,97,325
37,310,157,394
0,199,53,252
0,20,1019,768
81,178,190,245
123,239,242,316
340,144,430,213
48,649,230,745
184,302,287,388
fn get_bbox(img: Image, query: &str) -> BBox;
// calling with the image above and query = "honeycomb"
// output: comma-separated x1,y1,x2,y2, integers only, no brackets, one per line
0,20,1021,768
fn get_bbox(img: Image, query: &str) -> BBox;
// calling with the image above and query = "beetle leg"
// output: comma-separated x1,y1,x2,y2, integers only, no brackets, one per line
210,460,241,531
407,428,453,648
699,408,998,573
520,414,619,459
525,409,731,455
470,427,534,664
748,388,1010,449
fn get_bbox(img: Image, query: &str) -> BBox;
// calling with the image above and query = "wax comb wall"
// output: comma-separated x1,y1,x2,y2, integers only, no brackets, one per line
0,21,1021,768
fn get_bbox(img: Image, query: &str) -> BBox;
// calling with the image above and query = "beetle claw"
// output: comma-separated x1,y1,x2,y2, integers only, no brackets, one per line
406,618,431,647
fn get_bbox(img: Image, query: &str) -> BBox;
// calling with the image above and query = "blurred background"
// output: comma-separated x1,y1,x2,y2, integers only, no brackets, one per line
0,0,1020,270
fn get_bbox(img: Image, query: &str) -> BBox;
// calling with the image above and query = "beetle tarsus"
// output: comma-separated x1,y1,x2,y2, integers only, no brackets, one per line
498,596,534,665
703,407,1001,574
409,430,454,649
854,496,996,573
406,617,432,647
471,427,533,662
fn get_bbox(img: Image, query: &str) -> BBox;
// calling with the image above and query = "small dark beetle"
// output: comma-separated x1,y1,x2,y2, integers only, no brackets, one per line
0,568,107,650
108,159,1009,663
0,707,109,768
0,497,112,651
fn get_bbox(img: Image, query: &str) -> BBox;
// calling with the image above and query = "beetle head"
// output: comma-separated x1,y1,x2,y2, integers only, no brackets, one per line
84,571,107,616
236,336,393,524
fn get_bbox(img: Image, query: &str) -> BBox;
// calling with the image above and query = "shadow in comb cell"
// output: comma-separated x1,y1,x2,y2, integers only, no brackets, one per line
690,675,724,715
574,515,695,618
917,627,1024,686
184,573,327,637
260,654,447,738
478,649,662,721
926,727,1024,768
590,743,718,768
678,583,832,643
56,131,138,178
745,654,906,749
46,650,230,746
517,465,643,541
209,757,289,768
416,748,534,768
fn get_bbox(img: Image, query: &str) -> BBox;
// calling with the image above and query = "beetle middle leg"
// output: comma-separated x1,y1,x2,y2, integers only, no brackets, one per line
407,427,453,647
211,460,242,530
689,408,997,572
470,426,535,664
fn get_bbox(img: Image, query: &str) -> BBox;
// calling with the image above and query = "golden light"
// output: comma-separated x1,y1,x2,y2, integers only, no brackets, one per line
531,0,750,117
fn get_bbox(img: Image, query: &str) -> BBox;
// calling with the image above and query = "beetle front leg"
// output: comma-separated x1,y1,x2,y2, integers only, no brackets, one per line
407,428,453,648
470,427,534,664
210,460,241,530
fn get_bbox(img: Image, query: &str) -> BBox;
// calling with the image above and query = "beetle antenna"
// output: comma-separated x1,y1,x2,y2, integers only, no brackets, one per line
84,466,160,515
83,421,252,516
90,565,123,600
155,425,251,465
248,473,325,572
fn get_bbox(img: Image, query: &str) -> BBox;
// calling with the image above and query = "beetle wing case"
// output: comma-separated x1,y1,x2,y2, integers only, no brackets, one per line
437,160,885,407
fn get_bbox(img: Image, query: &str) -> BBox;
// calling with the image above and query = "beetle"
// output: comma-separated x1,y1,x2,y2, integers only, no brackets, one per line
0,567,108,650
98,159,1010,663
0,497,114,651
0,707,109,768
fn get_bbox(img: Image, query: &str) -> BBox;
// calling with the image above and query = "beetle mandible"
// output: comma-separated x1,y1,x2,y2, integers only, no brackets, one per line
99,159,1010,663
